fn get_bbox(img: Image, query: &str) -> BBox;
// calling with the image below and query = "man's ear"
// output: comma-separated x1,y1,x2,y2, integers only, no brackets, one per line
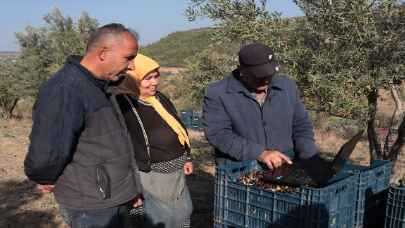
97,47,108,62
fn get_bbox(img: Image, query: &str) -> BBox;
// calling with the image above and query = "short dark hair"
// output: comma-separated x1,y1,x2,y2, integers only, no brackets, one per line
86,23,139,52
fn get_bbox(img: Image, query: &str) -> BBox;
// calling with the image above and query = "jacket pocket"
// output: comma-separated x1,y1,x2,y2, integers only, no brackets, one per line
96,165,111,199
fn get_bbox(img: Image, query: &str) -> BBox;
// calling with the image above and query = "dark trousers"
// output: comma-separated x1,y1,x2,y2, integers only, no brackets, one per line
59,204,134,228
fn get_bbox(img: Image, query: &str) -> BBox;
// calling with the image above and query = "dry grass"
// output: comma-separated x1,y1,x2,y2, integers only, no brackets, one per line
3,65,405,227
159,67,185,75
314,129,371,166
0,118,67,228
1,113,404,227
0,119,215,228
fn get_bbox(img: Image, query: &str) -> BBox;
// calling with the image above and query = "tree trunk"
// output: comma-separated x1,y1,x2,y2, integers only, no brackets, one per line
367,89,382,160
388,83,405,165
0,107,5,118
384,84,405,183
388,115,405,163
6,98,19,119
384,85,404,158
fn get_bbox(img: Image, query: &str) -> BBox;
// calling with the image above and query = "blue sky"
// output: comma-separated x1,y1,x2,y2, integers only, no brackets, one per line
0,0,303,51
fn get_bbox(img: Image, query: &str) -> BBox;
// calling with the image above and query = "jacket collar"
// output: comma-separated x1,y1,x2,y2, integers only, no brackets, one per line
226,69,284,95
67,55,108,91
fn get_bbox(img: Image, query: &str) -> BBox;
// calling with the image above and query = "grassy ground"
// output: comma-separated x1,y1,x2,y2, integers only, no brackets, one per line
1,113,404,227
0,118,216,228
0,118,66,228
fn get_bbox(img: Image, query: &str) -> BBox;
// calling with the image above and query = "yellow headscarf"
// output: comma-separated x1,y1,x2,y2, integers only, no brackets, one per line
125,54,190,147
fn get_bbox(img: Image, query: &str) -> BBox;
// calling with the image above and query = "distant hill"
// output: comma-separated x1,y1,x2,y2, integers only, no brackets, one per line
141,28,214,67
0,27,214,67
0,51,20,59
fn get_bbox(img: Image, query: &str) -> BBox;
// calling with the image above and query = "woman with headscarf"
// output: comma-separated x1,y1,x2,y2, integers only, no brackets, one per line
111,54,193,227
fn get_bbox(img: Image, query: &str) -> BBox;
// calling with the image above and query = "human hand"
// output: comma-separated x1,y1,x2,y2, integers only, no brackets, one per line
132,195,143,207
183,162,193,175
257,150,292,169
37,184,55,194
129,195,144,217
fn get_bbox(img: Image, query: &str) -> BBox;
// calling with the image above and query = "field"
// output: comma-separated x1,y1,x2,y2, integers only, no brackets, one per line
0,117,384,228
0,118,216,228
1,88,405,227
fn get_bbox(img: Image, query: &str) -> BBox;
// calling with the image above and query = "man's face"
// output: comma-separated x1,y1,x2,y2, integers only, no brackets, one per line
239,68,271,92
103,32,138,81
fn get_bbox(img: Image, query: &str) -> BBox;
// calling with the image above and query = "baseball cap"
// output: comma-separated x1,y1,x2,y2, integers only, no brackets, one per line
238,42,280,78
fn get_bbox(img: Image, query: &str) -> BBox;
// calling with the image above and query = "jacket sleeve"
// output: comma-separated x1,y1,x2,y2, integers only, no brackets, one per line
202,87,265,161
24,84,84,184
291,82,317,159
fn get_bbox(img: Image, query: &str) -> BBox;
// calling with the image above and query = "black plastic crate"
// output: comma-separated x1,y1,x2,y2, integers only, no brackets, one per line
341,160,392,228
179,109,204,130
363,190,388,228
179,110,192,128
385,186,405,228
191,116,203,130
214,160,357,228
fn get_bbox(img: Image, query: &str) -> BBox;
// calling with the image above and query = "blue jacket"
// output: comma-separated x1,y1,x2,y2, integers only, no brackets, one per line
202,71,317,161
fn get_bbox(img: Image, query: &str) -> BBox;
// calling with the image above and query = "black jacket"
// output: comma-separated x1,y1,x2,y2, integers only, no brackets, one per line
24,56,141,209
107,85,190,172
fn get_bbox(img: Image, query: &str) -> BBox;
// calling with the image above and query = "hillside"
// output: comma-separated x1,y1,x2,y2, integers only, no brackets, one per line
141,27,214,67
0,52,20,61
0,28,214,67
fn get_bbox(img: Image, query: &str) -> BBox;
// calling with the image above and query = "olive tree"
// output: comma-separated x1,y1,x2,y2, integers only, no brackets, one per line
294,0,405,162
0,9,98,118
183,0,294,107
185,0,405,167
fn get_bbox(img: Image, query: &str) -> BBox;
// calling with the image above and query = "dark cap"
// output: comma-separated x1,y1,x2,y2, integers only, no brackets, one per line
238,42,280,78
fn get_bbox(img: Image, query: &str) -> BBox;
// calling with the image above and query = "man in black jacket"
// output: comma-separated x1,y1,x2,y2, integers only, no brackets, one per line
24,23,141,227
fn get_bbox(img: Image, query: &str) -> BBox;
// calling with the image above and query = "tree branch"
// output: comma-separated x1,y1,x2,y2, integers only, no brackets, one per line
384,84,404,158
367,88,382,160
388,114,405,162
6,98,19,119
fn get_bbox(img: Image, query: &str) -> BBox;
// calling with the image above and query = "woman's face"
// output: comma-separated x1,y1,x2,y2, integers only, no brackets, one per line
139,70,160,98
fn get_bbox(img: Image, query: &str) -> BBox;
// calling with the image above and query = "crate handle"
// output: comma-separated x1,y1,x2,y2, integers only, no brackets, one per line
335,185,347,194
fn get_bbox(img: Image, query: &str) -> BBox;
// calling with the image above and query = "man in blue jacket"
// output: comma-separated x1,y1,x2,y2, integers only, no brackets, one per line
24,23,142,227
202,42,317,169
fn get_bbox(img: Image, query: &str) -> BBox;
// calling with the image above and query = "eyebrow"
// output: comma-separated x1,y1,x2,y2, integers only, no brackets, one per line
126,55,136,60
145,72,159,78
